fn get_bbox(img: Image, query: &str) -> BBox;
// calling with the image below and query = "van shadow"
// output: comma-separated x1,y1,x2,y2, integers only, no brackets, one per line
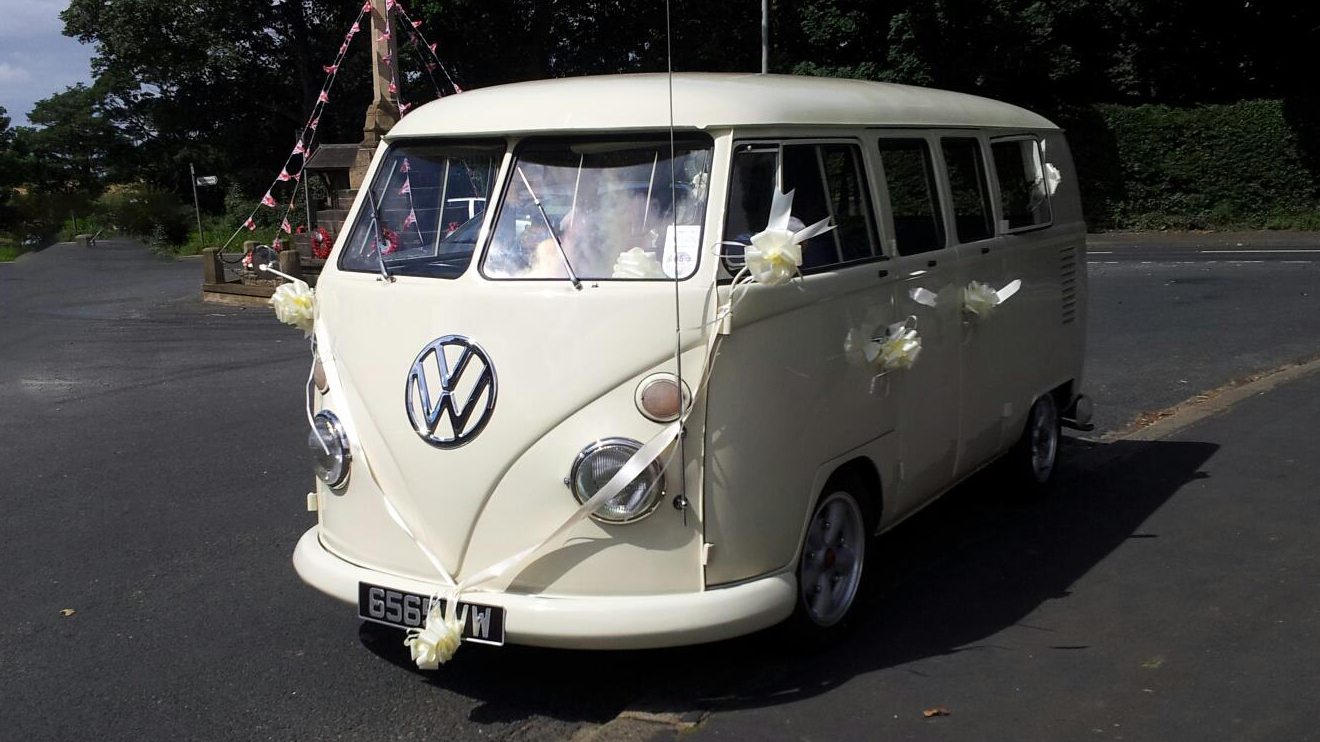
359,436,1216,727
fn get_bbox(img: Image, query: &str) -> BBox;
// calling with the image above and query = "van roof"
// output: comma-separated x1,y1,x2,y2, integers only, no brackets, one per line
387,73,1057,139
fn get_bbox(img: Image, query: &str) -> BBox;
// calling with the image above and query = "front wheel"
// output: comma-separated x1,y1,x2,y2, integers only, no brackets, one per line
795,489,869,630
1008,393,1060,492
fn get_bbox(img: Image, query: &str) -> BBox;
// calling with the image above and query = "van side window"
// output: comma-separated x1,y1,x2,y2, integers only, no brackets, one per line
991,138,1053,231
940,137,994,243
820,144,879,262
723,142,879,272
877,139,945,255
781,145,839,268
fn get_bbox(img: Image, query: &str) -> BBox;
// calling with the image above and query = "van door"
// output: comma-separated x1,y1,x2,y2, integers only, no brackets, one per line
703,138,895,586
874,134,964,514
939,133,1010,473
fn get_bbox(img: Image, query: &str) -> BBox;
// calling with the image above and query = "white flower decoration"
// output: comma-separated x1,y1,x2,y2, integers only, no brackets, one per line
1044,162,1062,196
744,188,835,287
612,247,665,279
961,279,1022,321
270,279,316,337
877,317,922,371
405,602,464,669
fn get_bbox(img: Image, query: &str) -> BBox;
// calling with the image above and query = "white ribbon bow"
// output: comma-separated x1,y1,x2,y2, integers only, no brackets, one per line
744,188,834,286
611,247,666,279
264,265,316,337
962,279,1022,321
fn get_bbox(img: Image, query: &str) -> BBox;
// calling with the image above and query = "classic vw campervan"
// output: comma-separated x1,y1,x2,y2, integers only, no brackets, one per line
292,73,1091,653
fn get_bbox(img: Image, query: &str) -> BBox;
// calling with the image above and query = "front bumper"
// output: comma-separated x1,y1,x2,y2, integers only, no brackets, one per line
293,526,797,649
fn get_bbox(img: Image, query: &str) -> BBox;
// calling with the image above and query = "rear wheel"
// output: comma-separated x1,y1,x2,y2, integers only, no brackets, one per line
795,487,869,630
1008,393,1060,492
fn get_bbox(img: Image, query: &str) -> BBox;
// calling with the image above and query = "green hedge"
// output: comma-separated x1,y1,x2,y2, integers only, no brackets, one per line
1060,99,1320,230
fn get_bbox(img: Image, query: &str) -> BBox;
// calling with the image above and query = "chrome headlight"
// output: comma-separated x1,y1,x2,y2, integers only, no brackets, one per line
569,438,665,524
309,410,351,488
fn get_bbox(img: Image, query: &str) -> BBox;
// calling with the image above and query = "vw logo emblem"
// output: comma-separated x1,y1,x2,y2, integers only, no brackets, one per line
404,335,497,449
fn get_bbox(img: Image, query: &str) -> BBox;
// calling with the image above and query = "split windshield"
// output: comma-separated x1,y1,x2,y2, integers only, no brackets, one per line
338,140,503,279
338,135,713,281
483,137,712,280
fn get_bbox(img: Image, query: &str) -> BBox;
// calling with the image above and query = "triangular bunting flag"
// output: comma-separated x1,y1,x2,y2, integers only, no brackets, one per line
281,218,292,234
278,169,292,181
309,116,319,130
261,192,277,207
411,19,422,28
388,81,397,94
398,177,411,195
381,53,391,65
453,83,464,94
402,208,417,229
377,29,390,42
317,91,329,103
293,142,306,155
428,42,436,54
243,218,256,231
386,0,397,10
399,158,411,173
361,1,372,12
323,64,338,74
400,101,411,115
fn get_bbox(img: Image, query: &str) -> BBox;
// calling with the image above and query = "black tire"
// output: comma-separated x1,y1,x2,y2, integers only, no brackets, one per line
1007,393,1061,494
790,476,876,636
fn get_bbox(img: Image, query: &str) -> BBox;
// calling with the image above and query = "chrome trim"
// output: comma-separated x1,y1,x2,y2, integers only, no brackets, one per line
311,410,352,489
404,335,498,449
567,437,667,525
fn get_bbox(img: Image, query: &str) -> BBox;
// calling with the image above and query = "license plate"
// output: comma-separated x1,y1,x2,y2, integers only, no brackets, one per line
357,582,505,646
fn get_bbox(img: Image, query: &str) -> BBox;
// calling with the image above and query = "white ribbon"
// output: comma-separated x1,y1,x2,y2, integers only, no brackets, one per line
743,188,834,287
962,279,1021,321
313,280,734,668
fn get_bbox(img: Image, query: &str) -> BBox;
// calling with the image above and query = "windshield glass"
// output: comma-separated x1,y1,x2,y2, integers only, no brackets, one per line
338,140,504,279
482,136,712,280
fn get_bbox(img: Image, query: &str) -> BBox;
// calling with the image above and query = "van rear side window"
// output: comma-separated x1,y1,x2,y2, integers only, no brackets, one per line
877,139,945,255
940,137,994,244
992,138,1053,231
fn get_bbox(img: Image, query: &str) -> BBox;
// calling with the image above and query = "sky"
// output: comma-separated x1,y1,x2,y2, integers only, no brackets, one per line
0,0,95,126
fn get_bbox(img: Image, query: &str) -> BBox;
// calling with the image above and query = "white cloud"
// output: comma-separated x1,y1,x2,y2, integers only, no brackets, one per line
0,0,94,123
0,61,32,85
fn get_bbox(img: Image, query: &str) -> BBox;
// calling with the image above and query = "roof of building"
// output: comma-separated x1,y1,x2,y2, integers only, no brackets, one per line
305,143,360,170
387,73,1057,138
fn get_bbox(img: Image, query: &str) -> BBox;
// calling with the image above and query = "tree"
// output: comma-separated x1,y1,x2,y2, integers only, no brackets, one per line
21,84,129,194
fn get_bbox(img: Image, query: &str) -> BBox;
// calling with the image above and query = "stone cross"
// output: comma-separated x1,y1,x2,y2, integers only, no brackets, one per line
362,0,401,146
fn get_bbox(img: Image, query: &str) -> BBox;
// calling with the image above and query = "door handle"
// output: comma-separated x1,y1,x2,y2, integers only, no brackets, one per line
981,246,991,254
877,269,889,278
926,259,938,268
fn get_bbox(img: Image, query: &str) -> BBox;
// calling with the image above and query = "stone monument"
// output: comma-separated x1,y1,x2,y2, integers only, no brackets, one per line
349,0,401,188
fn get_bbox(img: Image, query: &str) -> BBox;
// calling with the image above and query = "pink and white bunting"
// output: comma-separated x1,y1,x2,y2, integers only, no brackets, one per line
222,0,464,254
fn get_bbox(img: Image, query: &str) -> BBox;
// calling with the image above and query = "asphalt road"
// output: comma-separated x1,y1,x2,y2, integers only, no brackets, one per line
0,238,1316,741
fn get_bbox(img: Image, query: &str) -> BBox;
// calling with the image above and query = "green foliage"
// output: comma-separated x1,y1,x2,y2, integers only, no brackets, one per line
21,83,130,194
1062,100,1320,230
95,185,190,243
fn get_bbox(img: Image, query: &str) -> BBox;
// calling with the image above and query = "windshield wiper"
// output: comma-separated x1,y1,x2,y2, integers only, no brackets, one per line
366,190,394,283
516,166,582,291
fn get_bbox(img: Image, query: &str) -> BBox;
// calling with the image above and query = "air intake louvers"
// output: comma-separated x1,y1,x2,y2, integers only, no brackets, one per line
1060,244,1078,325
